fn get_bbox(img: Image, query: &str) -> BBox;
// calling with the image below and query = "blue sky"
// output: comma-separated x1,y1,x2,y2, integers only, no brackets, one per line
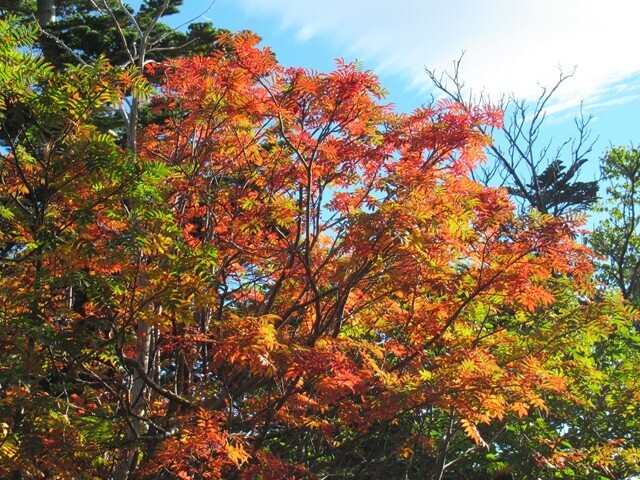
164,0,640,169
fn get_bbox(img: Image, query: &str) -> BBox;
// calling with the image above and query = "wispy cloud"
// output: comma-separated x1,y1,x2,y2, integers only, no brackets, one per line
234,0,640,113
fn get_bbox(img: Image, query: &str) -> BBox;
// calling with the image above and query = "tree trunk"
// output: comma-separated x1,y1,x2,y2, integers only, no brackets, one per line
37,0,56,26
113,319,154,480
37,0,57,61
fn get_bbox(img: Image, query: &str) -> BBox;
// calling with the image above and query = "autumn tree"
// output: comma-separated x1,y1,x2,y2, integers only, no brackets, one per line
0,16,154,477
423,64,640,478
0,5,222,475
0,15,635,480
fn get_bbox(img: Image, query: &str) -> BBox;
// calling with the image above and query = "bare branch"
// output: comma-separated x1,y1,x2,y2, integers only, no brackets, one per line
35,21,88,66
426,59,598,216
123,357,193,408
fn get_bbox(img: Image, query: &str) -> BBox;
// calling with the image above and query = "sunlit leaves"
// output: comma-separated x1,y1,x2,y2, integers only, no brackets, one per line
0,20,636,479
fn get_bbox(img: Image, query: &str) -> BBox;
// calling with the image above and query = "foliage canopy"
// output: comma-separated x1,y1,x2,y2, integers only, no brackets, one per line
0,15,638,480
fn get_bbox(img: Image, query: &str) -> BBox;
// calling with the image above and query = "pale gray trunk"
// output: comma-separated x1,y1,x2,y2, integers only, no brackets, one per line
37,0,56,26
37,0,57,61
113,3,174,477
113,320,154,479
113,59,146,480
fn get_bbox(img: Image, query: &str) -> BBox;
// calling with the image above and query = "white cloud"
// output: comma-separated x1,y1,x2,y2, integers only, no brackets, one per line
232,0,640,113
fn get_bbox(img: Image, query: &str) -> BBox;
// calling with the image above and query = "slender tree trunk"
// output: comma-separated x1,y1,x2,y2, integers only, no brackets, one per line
113,49,148,480
113,3,173,477
37,0,56,25
113,318,155,480
37,0,57,61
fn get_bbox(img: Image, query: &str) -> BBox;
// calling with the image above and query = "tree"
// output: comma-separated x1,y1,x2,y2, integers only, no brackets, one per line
0,16,634,480
0,16,153,477
421,70,639,478
0,0,225,150
0,1,224,68
426,60,599,217
0,4,224,477
591,146,640,305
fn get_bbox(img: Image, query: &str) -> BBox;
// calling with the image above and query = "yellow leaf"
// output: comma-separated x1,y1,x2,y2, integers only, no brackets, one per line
460,419,488,448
